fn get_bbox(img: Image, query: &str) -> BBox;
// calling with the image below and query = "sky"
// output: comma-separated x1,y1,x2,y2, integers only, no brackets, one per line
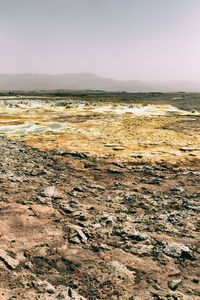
1,0,200,81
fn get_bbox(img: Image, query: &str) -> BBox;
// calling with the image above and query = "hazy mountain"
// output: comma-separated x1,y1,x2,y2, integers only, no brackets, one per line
0,73,200,92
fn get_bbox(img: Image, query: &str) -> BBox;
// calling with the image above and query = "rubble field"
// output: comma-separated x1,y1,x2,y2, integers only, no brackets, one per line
0,95,199,299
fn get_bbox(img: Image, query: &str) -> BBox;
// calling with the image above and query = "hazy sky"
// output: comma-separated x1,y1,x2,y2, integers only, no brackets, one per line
1,0,200,81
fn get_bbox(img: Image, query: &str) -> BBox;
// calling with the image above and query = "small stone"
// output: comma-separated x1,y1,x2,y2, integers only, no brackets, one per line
163,242,192,258
59,200,82,214
76,229,88,243
168,269,181,277
69,199,81,208
99,212,116,226
92,223,101,229
31,168,45,176
113,146,125,151
69,226,88,244
168,279,182,291
24,261,33,270
56,287,87,299
129,231,149,241
35,196,52,205
59,202,74,214
99,243,110,250
42,186,56,197
108,260,135,282
0,249,19,269
107,167,124,174
130,244,153,256
33,280,55,294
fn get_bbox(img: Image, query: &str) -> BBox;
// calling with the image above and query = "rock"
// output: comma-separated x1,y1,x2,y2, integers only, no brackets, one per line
56,287,87,299
123,192,138,201
72,209,89,221
130,244,154,256
168,269,181,277
108,260,135,282
69,226,88,244
113,146,125,151
129,231,149,241
163,242,192,258
42,186,56,197
0,249,19,269
33,280,56,294
75,229,88,243
170,187,185,193
98,212,116,226
168,279,182,291
59,202,74,213
24,261,34,270
68,200,81,208
180,147,200,152
114,225,150,241
35,196,52,205
99,243,110,250
91,223,101,230
107,167,124,174
31,167,45,176
59,200,82,214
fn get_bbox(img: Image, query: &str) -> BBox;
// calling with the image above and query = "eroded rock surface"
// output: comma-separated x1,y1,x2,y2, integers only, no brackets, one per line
0,136,199,299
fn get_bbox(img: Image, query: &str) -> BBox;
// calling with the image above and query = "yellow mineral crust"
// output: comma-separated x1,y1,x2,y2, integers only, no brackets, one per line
0,101,200,163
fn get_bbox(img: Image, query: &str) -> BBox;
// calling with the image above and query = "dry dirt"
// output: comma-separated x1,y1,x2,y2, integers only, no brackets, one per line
0,97,199,299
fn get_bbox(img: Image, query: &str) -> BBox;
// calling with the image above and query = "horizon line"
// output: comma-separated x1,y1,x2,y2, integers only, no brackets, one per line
0,72,199,83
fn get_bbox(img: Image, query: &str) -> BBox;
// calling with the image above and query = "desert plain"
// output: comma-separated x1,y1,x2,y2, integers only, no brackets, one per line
0,92,199,299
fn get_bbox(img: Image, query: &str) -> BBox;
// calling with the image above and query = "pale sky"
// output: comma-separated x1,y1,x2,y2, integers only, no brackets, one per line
1,0,200,81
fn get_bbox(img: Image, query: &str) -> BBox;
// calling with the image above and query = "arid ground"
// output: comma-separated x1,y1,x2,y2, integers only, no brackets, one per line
0,92,199,299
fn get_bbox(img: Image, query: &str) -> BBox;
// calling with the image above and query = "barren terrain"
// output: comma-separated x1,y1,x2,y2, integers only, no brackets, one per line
0,93,199,299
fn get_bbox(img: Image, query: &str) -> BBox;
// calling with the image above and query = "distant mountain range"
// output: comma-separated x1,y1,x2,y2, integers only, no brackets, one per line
0,73,200,92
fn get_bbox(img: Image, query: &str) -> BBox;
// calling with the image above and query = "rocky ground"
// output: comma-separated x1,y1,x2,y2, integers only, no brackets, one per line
0,135,199,299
